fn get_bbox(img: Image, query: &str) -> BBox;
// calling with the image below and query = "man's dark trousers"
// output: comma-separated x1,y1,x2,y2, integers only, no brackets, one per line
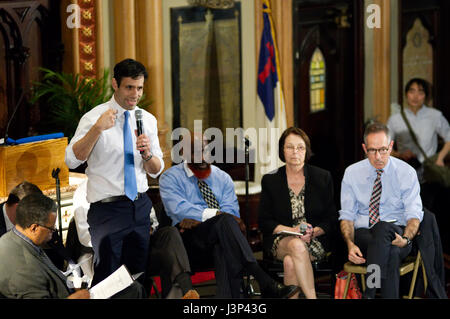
88,195,152,286
180,213,255,298
355,221,412,298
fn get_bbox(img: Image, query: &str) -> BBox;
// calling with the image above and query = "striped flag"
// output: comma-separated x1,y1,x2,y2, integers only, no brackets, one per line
256,0,287,176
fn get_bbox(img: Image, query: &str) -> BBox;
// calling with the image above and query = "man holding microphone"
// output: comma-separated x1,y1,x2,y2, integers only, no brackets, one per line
65,59,164,285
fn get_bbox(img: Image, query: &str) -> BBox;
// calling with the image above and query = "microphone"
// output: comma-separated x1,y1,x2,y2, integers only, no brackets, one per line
3,88,25,145
135,109,144,154
243,137,251,147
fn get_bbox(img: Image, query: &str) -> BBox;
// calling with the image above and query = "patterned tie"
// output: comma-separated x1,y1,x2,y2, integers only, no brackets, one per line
198,180,220,209
123,111,138,200
368,169,383,227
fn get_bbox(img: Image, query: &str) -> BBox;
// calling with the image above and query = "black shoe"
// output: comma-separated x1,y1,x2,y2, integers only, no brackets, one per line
261,280,300,298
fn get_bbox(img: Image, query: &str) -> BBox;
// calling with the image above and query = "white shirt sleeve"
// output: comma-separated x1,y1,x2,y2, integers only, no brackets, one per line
72,180,92,247
65,112,97,169
143,111,165,179
202,208,219,222
150,207,159,230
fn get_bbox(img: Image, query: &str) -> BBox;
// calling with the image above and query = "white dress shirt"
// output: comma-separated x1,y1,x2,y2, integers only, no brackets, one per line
65,96,164,203
387,105,450,163
72,179,92,248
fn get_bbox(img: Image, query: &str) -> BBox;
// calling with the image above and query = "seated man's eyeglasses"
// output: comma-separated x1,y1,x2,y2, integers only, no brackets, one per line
366,147,389,155
36,224,57,233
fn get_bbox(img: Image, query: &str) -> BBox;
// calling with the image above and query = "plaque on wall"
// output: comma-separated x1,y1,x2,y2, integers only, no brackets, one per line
170,3,242,136
403,18,433,107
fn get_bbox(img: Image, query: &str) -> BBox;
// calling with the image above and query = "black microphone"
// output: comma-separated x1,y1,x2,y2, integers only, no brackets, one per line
3,88,25,145
135,109,144,154
243,137,251,147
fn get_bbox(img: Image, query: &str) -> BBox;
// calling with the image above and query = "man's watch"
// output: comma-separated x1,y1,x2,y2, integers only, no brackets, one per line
142,153,153,162
402,235,411,246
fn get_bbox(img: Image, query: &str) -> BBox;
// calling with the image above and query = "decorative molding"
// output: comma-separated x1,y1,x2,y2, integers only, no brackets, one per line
188,0,235,9
78,0,97,78
12,7,30,21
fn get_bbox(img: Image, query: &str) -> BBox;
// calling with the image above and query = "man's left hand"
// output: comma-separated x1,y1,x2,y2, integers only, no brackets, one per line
179,218,201,233
233,216,247,235
135,131,151,156
392,233,408,248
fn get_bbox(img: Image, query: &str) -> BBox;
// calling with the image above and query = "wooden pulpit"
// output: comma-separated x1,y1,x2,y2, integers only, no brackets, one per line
0,138,69,197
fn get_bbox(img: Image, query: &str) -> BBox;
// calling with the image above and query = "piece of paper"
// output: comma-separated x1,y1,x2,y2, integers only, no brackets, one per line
89,265,134,299
132,272,144,281
275,230,305,237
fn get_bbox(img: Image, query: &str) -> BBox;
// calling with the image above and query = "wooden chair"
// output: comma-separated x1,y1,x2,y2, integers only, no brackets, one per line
342,251,427,299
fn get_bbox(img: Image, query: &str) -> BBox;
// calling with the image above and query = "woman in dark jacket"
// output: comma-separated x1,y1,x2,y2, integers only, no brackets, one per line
258,127,337,299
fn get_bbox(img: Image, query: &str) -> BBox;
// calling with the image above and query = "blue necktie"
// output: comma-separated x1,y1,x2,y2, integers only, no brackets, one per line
123,111,138,200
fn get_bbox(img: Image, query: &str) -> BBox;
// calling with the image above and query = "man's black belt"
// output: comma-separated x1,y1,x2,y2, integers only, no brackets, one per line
98,192,147,203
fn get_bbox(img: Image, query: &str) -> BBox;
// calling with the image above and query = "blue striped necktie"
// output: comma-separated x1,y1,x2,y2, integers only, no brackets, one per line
123,111,138,200
369,169,383,227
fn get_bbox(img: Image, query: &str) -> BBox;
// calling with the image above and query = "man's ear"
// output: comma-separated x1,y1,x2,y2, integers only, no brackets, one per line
112,78,118,91
362,143,367,154
30,224,39,233
389,140,394,150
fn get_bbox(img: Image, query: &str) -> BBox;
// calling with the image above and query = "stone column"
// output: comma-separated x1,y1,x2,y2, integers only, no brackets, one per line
113,0,136,62
373,0,391,123
135,0,170,171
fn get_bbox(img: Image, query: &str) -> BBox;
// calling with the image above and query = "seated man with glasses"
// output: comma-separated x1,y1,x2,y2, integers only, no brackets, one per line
1,181,70,270
0,193,145,299
1,181,42,237
339,122,423,298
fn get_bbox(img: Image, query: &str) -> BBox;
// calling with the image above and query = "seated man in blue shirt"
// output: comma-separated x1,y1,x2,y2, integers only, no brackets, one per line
339,122,423,298
159,133,300,298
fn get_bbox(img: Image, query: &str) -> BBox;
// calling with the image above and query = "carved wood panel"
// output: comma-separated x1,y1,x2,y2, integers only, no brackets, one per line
0,0,62,141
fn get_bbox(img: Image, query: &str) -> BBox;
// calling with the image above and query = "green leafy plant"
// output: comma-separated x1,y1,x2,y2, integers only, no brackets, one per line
31,68,113,139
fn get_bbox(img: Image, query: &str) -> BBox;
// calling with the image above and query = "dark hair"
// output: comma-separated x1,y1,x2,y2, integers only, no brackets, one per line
363,122,391,145
405,78,430,99
278,127,312,163
6,181,42,205
113,58,148,87
15,193,57,229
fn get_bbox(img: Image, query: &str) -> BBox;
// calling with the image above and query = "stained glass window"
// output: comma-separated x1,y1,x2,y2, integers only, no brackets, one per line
309,48,326,113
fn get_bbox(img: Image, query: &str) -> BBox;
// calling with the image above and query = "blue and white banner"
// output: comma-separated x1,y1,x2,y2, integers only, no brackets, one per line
256,0,287,176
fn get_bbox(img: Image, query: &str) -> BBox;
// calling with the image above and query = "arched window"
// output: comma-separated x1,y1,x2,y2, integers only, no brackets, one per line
309,48,326,113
